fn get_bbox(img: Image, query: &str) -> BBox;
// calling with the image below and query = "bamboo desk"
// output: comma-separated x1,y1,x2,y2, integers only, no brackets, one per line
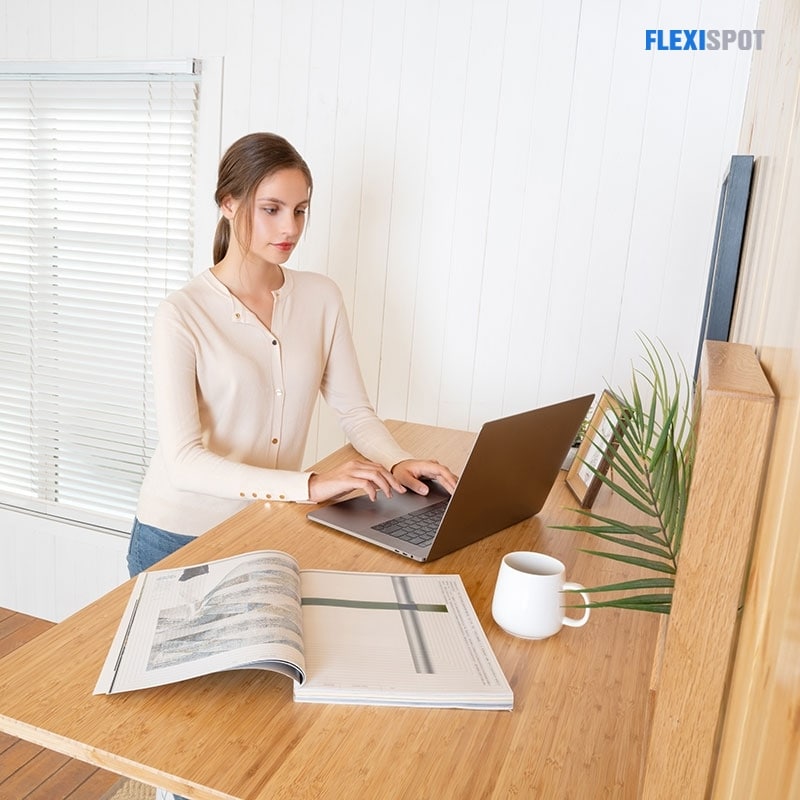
0,421,660,799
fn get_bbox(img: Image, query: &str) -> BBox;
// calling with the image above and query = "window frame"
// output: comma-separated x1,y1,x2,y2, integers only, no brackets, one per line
0,57,221,534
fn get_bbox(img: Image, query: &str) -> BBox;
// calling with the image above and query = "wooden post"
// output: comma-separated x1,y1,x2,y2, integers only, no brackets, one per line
640,341,775,798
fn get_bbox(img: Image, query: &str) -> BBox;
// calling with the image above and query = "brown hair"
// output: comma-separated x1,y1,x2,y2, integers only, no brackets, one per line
212,132,313,264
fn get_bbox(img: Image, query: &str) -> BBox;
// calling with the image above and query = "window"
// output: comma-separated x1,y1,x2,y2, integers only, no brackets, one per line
0,61,200,532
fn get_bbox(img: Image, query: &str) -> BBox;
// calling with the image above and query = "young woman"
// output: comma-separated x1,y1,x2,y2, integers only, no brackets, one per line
128,132,458,577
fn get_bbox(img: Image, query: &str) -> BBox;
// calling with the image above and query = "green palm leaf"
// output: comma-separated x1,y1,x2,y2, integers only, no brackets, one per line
556,335,694,614
563,577,675,594
573,596,673,614
554,511,664,542
575,531,673,560
588,469,661,517
579,549,677,574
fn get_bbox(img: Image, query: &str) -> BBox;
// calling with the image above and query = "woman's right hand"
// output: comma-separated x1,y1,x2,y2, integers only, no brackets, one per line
308,459,407,503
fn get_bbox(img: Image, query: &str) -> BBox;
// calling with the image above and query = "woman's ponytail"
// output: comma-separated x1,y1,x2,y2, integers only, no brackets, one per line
213,216,230,265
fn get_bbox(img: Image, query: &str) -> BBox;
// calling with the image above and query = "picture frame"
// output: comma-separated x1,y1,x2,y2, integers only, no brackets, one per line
565,390,627,508
693,154,754,379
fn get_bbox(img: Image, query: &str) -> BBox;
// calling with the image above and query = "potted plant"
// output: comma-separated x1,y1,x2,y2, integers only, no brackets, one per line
556,336,695,614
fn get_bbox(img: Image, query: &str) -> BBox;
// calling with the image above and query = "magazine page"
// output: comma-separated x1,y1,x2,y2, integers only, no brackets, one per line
94,550,306,695
294,571,513,710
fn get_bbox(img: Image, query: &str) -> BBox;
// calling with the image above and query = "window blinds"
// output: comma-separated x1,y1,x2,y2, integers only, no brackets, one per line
0,63,199,531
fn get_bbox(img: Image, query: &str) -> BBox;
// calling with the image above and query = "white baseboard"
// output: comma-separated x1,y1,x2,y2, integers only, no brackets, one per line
0,507,131,622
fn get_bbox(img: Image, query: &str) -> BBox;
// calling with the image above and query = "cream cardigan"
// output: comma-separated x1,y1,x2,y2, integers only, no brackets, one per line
135,268,413,536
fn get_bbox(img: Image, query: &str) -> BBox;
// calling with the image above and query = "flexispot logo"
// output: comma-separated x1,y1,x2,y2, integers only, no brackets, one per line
645,29,764,51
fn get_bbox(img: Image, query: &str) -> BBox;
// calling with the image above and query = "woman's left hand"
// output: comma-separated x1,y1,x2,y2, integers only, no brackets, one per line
391,459,459,496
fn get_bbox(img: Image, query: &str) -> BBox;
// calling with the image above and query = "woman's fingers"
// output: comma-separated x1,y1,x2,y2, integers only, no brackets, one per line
391,459,459,495
308,460,406,503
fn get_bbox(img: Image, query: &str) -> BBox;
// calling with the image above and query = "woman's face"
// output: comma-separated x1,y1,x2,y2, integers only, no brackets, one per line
226,167,310,265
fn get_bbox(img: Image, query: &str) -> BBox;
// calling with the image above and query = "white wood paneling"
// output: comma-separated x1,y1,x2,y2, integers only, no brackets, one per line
572,2,652,398
97,0,146,58
51,0,98,59
0,507,130,621
472,0,544,427
351,0,406,402
4,0,48,58
375,0,439,424
503,1,585,412
0,0,761,619
436,0,509,431
196,0,229,57
248,0,283,132
145,0,176,57
170,0,202,57
219,0,256,146
406,0,472,428
538,2,618,408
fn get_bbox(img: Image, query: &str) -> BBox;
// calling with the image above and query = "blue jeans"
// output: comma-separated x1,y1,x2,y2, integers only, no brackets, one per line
127,520,194,800
127,518,195,577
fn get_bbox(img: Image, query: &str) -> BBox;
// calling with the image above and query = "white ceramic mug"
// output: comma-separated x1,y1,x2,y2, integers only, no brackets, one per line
491,552,591,639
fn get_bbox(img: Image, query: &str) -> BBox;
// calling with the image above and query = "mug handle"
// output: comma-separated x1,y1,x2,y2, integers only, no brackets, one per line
562,582,591,628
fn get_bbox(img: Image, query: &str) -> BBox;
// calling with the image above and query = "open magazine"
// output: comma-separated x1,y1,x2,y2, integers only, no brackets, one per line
94,550,513,710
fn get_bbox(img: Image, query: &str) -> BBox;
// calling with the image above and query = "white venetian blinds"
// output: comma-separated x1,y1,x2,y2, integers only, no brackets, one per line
0,61,200,531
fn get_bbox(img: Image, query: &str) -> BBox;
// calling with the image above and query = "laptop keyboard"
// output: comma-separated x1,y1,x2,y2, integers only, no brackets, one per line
371,500,449,546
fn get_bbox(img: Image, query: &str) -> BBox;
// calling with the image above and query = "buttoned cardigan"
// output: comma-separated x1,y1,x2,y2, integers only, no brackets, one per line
135,268,413,536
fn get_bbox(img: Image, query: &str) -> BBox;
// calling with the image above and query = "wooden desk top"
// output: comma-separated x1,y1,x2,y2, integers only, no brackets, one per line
0,421,659,799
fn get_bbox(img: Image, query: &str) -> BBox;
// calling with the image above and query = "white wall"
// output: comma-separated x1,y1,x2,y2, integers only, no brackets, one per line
0,0,760,620
0,510,131,621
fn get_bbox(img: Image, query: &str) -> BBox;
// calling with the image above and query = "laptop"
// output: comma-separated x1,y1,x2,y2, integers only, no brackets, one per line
307,394,594,562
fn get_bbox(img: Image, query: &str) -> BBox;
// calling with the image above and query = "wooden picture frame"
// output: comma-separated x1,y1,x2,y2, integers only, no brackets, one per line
565,390,626,508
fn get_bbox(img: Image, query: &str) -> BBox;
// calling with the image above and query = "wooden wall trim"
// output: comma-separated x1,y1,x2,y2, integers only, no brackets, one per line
641,341,775,799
